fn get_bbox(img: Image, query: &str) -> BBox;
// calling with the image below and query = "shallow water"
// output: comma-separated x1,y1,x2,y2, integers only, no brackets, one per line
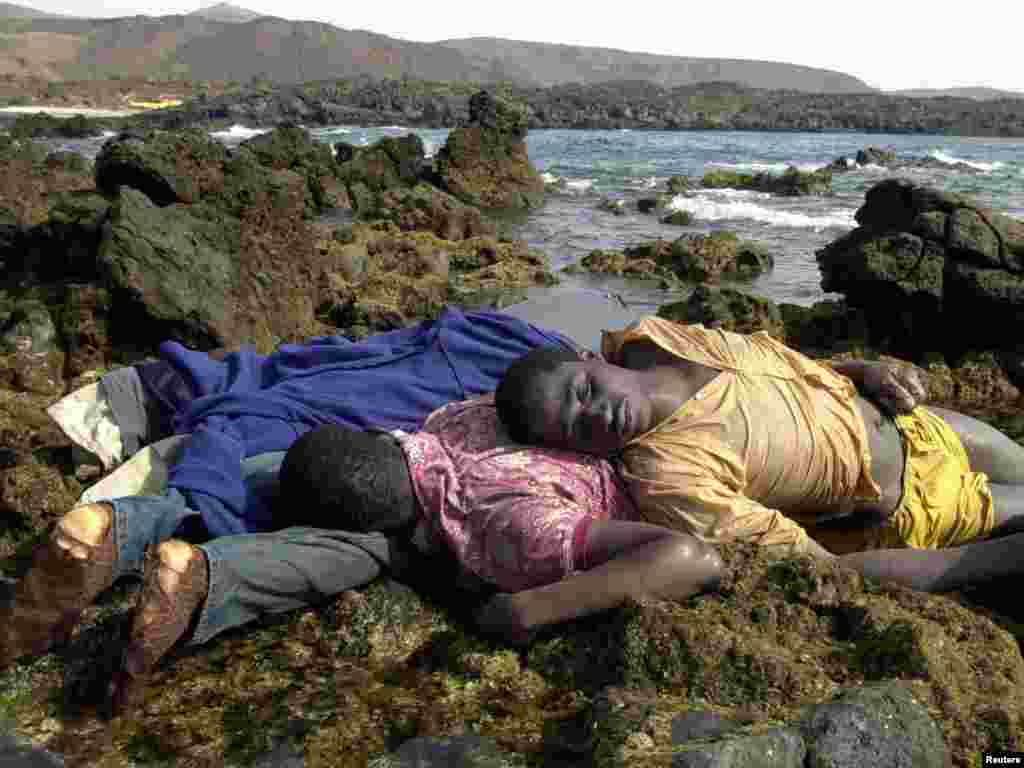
46,125,1024,311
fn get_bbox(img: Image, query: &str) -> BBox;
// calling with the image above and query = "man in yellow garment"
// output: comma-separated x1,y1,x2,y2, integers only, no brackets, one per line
496,317,1024,592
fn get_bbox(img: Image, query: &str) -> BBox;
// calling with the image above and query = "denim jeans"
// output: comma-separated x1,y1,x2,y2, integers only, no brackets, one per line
107,452,393,645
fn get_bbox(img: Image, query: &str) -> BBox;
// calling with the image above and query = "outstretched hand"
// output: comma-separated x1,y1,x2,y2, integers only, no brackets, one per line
861,362,928,416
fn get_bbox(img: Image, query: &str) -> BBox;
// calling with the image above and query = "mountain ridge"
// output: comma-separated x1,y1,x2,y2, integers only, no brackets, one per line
0,1,1005,96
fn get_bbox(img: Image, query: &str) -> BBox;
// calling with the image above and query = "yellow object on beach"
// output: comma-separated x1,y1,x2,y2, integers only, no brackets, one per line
127,99,183,110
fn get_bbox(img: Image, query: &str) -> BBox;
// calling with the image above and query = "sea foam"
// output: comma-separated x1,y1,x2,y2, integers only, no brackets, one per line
928,149,1003,172
668,191,856,230
707,161,826,174
209,125,270,141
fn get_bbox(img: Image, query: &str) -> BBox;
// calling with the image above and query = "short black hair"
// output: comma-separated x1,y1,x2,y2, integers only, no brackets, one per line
279,425,417,532
495,346,581,444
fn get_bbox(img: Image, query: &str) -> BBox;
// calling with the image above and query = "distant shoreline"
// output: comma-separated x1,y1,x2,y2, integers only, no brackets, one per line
0,105,142,118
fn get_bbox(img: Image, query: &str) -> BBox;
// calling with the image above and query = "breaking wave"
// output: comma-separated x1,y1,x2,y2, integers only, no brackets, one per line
668,190,856,230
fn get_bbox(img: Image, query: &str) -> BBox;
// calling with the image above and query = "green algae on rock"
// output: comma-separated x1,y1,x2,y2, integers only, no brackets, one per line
701,166,833,196
433,91,545,210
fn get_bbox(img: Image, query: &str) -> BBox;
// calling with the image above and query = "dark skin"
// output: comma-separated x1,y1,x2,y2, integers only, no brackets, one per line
523,340,1024,591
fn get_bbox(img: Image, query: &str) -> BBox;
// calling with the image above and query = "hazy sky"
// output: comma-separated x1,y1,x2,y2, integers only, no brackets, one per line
25,0,1024,93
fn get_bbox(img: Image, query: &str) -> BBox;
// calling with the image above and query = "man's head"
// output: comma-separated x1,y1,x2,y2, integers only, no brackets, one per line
279,426,417,532
495,347,658,456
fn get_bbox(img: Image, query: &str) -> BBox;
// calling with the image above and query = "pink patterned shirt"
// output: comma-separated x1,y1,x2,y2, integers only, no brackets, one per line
395,394,636,593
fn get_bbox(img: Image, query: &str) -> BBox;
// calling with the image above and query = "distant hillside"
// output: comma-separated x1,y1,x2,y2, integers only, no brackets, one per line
0,7,870,92
888,86,1024,101
188,3,264,23
438,37,873,94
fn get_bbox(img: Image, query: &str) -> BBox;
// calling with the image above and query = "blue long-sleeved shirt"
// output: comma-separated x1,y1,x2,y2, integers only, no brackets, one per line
157,308,575,536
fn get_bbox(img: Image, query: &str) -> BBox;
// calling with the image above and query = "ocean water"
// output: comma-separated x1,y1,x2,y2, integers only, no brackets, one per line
49,125,1024,312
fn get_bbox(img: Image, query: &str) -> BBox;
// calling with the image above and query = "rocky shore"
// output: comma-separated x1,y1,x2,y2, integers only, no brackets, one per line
6,76,1019,137
0,91,1022,767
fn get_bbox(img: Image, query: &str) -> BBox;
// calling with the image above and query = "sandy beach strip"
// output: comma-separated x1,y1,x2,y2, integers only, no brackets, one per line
0,106,143,118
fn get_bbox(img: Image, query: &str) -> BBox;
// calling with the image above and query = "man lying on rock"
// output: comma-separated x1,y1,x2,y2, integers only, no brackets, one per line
0,299,915,714
495,315,1024,591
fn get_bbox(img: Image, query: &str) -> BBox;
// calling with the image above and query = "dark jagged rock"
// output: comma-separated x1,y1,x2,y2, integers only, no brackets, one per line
98,187,238,348
800,683,947,768
434,91,545,209
659,286,785,338
95,129,230,206
239,123,343,215
817,178,1024,360
570,233,773,285
671,232,774,282
778,300,871,357
637,195,672,213
830,147,991,175
856,147,897,167
373,184,497,241
15,191,111,284
336,134,425,193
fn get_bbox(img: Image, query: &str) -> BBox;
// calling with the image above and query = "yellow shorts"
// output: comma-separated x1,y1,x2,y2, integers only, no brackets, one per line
874,407,995,549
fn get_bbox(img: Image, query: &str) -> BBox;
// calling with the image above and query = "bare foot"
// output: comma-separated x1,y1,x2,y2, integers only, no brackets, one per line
1,503,116,667
107,540,208,717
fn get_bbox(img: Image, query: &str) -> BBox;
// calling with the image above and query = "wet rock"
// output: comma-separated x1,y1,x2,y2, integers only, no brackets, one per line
671,728,806,768
434,91,545,209
374,184,496,240
375,734,524,767
855,147,897,166
702,166,832,196
816,228,945,356
336,134,425,195
241,123,344,217
667,175,691,194
14,191,110,283
44,150,91,174
98,187,237,349
659,286,785,338
779,300,871,357
597,197,627,215
800,682,947,768
637,195,671,213
671,711,744,743
670,232,774,282
59,284,113,377
0,300,65,396
0,140,93,227
662,210,694,226
95,129,229,206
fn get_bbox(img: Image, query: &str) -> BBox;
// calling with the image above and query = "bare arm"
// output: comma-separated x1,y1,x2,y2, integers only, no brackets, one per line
475,520,723,644
838,532,1024,593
